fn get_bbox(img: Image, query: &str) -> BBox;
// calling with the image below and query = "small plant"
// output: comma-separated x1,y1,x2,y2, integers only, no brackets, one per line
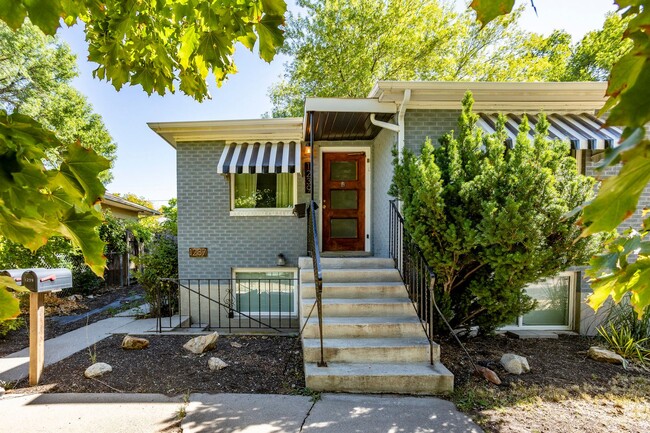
598,323,649,364
598,301,650,364
87,344,98,364
0,317,24,337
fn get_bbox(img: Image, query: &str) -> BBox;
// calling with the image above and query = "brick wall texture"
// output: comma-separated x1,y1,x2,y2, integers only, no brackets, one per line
176,141,309,279
404,109,461,154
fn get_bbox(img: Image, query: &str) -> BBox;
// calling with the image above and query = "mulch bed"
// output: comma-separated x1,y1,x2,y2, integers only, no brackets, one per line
0,285,145,357
8,334,305,395
440,333,649,391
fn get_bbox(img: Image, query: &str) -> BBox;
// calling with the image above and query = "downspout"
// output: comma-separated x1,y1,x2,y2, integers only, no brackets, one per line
369,88,411,159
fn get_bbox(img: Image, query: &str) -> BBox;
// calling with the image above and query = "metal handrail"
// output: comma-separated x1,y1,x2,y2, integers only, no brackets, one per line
307,200,327,367
389,199,437,364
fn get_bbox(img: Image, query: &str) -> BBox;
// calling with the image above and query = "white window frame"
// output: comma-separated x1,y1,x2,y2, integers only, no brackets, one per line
229,173,298,217
231,267,299,317
501,271,576,331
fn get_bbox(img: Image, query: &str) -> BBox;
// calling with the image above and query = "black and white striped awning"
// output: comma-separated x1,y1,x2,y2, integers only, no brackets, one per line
476,113,622,150
217,141,301,174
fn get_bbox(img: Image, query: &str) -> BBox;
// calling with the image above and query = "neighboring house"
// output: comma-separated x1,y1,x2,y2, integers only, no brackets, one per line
100,193,161,287
149,81,634,394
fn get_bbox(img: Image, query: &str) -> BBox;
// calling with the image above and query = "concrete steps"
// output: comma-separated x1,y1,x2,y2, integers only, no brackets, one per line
304,362,454,395
299,256,453,395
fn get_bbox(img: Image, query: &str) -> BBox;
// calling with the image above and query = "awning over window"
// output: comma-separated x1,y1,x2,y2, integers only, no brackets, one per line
217,141,301,174
476,113,622,150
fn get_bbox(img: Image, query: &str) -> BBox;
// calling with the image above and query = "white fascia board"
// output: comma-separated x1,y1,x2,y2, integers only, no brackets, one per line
371,81,608,111
148,118,304,147
304,98,397,114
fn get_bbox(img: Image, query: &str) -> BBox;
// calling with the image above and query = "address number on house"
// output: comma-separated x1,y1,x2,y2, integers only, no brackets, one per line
189,248,208,258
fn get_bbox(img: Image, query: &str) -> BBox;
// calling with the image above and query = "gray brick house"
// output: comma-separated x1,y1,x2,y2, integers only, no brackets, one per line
149,81,631,336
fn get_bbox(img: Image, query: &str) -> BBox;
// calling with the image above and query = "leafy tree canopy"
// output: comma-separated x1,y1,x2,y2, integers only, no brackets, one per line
391,93,600,333
0,0,286,321
470,1,650,316
0,21,116,182
268,0,629,118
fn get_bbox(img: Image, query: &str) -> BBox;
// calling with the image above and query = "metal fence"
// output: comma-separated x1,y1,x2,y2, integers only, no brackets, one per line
154,277,299,333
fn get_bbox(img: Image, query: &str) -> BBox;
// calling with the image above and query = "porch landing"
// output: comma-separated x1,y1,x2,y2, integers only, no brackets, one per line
298,256,453,395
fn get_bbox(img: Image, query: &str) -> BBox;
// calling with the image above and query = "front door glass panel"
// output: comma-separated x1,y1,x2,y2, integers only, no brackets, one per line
330,218,358,238
331,190,358,209
330,161,357,181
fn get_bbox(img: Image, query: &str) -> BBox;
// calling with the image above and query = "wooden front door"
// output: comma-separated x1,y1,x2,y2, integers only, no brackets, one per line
322,152,366,251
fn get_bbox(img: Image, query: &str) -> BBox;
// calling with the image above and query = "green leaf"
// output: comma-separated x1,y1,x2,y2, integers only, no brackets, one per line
606,62,650,127
257,14,284,62
59,142,110,205
261,0,287,17
580,141,650,236
0,1,27,30
57,207,106,276
179,25,199,70
23,0,63,35
596,127,644,169
469,0,515,27
0,281,20,321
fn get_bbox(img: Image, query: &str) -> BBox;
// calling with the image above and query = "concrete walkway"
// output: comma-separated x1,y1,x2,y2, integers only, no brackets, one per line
0,392,483,433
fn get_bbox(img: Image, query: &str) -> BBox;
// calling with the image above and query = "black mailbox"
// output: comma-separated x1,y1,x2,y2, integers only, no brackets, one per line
293,203,307,218
22,268,73,293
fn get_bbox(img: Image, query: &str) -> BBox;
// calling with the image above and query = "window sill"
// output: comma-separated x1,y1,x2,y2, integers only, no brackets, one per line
229,208,295,217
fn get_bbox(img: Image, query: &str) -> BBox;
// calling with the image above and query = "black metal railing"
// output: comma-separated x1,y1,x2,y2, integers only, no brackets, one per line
307,200,327,367
154,277,299,333
389,199,436,365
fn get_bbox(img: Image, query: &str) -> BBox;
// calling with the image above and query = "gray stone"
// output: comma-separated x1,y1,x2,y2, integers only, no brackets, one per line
207,357,229,371
230,341,242,348
500,353,530,375
588,346,626,365
183,332,219,354
121,335,150,350
0,386,5,397
84,362,112,378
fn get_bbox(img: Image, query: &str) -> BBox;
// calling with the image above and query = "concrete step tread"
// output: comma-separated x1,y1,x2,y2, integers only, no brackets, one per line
301,281,405,288
302,337,433,348
302,298,413,305
299,257,395,269
304,362,453,377
303,316,422,325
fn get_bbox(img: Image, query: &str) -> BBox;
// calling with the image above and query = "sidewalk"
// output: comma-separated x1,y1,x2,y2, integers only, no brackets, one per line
0,392,483,433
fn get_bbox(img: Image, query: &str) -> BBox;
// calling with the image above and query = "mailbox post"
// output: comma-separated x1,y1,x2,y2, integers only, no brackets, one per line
21,269,72,386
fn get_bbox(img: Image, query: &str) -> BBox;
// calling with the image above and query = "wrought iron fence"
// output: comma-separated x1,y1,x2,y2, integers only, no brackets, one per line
154,277,299,333
389,199,436,364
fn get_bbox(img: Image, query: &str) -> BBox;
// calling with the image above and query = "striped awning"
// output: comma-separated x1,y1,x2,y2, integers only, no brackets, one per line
476,113,622,150
217,141,301,174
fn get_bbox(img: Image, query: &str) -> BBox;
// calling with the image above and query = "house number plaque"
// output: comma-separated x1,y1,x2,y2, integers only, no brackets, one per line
189,248,208,258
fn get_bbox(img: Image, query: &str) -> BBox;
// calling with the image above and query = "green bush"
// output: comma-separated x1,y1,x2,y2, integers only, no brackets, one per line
134,235,178,314
390,92,601,334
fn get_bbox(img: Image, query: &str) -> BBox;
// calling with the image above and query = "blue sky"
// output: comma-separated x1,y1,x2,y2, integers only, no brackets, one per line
56,0,618,207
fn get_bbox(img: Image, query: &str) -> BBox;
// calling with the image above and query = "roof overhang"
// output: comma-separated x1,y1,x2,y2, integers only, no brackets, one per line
101,194,161,216
303,98,397,141
369,81,609,113
148,117,304,148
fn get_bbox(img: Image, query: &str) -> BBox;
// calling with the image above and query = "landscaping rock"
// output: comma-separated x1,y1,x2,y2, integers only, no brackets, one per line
588,346,626,365
84,362,112,378
500,353,530,375
0,386,5,397
183,332,219,354
208,357,229,371
230,342,243,348
475,365,501,385
121,335,150,350
67,294,83,301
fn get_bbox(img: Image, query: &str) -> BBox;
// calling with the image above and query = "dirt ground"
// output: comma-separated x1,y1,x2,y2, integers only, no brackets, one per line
0,285,144,357
8,334,305,395
441,334,650,433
